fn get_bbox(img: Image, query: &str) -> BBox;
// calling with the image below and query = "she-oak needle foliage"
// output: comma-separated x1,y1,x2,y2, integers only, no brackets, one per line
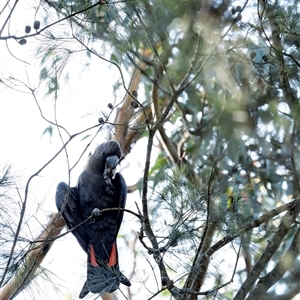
1,0,300,299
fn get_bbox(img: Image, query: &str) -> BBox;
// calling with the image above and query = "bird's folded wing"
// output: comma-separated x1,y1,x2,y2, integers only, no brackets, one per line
55,181,89,252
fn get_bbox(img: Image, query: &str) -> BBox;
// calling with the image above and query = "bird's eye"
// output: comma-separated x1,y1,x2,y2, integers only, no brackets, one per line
102,151,105,155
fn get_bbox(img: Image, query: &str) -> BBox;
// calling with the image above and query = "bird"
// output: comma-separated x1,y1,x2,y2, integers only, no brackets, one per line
55,141,131,298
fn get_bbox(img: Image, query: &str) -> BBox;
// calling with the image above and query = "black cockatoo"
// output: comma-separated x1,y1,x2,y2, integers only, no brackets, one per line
55,141,131,298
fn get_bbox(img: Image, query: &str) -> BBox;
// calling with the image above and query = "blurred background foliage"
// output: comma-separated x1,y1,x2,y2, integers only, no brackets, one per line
1,0,300,299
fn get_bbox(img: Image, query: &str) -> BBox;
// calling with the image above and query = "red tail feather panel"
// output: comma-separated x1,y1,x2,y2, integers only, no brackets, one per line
89,243,117,267
108,243,117,266
89,244,99,267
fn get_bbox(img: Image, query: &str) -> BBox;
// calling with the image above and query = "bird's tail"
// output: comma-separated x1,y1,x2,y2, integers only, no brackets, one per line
79,263,131,298
79,244,131,298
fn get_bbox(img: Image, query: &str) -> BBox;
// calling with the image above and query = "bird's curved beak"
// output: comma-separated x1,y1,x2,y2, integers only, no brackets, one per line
106,155,120,170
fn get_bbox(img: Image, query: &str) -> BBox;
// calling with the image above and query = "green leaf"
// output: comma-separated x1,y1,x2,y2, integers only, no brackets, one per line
47,77,59,95
110,52,120,64
42,125,53,138
81,134,91,141
149,154,168,177
40,67,48,80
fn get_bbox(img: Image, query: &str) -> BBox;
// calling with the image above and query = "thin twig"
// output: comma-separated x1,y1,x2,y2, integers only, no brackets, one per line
0,1,105,41
0,122,101,286
233,207,297,300
0,0,19,37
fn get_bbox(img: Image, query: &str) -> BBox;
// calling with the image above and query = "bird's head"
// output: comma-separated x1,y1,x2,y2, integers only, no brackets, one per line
88,141,122,176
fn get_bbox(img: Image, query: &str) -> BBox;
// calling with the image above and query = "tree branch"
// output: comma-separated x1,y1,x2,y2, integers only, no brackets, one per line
233,208,297,300
246,226,300,300
112,68,144,152
0,122,101,287
259,0,296,103
185,174,217,300
0,213,65,300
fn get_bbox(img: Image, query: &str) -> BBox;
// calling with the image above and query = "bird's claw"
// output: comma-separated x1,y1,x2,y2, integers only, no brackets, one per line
106,184,115,195
103,169,116,195
104,168,113,178
91,208,101,217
